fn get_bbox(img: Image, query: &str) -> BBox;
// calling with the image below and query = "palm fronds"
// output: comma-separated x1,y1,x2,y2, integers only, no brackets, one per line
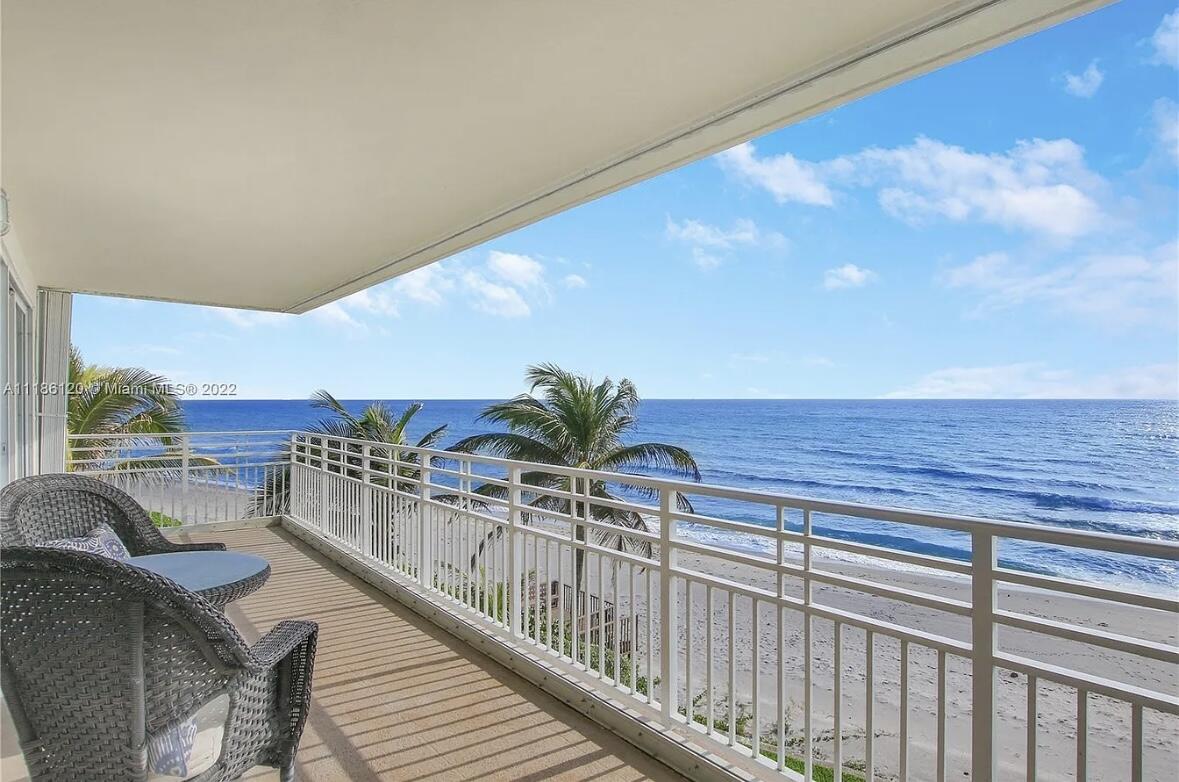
250,392,448,516
66,345,188,469
449,363,701,589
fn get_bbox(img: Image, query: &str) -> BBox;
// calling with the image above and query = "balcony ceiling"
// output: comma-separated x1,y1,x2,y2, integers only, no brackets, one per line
3,0,1107,312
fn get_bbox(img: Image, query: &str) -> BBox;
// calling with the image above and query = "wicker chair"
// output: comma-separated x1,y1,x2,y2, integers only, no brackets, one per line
0,473,225,554
1,547,318,782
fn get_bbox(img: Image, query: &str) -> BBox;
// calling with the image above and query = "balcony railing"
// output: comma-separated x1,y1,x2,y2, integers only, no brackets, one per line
67,430,292,525
69,430,1179,782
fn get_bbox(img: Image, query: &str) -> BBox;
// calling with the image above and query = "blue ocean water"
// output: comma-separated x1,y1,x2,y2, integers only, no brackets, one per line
183,399,1179,589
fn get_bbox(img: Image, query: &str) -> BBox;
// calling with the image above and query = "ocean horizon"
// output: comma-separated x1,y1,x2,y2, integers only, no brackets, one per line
182,398,1179,590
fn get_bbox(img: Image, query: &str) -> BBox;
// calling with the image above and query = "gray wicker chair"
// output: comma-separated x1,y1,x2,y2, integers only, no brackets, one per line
1,546,317,782
0,473,225,554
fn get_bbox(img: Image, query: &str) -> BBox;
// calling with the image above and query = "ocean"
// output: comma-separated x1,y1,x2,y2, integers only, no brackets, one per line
183,398,1179,590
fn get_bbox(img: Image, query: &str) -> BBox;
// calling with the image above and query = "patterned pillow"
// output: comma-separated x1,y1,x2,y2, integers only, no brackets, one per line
41,523,130,561
146,694,228,781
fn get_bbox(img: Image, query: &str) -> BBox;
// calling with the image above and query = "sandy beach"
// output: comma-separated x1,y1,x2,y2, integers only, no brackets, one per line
608,546,1179,782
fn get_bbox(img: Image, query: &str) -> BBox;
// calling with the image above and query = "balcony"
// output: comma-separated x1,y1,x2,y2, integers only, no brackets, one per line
3,522,684,781
33,431,1179,781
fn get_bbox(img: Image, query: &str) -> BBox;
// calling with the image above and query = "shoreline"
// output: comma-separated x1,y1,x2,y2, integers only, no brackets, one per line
649,547,1179,781
545,520,1177,782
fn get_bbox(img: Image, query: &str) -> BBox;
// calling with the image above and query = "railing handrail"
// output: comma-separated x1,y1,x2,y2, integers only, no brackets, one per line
291,430,1179,562
66,429,296,439
285,429,1179,781
73,426,1175,779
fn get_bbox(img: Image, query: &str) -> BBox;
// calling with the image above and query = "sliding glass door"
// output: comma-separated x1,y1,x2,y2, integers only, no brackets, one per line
1,259,35,484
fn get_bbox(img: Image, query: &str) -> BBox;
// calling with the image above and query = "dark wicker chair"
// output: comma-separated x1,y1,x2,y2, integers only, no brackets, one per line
1,547,318,782
0,473,225,554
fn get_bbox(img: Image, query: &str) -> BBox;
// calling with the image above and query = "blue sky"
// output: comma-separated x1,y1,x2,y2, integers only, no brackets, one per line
74,1,1179,400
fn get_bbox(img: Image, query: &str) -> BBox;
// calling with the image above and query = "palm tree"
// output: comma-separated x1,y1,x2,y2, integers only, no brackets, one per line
249,391,448,515
66,345,187,469
449,363,701,591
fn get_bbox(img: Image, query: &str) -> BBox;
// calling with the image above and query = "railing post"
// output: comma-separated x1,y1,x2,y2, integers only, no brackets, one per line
508,466,523,638
971,530,997,782
360,443,372,556
180,433,190,520
659,486,679,722
418,460,431,588
287,433,298,518
319,438,329,534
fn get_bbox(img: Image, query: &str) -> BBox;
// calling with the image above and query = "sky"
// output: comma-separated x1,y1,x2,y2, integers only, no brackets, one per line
73,1,1179,401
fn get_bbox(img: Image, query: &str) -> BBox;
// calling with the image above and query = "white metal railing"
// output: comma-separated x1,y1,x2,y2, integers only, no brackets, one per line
62,429,1179,779
284,431,1179,782
67,430,293,526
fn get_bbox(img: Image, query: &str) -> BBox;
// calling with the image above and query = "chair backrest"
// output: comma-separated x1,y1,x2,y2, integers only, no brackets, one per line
0,547,250,780
0,473,156,551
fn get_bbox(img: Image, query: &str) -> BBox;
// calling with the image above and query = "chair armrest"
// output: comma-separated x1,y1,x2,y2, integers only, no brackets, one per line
249,620,318,671
249,620,318,767
159,540,228,553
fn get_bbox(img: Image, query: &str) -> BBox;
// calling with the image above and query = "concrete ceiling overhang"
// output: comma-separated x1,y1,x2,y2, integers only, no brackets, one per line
3,0,1109,312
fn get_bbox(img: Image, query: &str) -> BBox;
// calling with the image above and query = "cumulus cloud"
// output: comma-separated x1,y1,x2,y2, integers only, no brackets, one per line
1152,98,1179,163
487,251,546,290
340,288,399,317
855,137,1104,240
943,242,1178,327
717,136,1106,241
665,216,786,269
885,362,1178,399
1062,61,1104,97
690,248,723,270
460,271,532,318
823,263,876,290
390,251,577,318
730,352,770,364
715,142,835,206
214,309,291,328
392,264,455,306
309,302,365,332
1149,10,1179,68
214,250,579,329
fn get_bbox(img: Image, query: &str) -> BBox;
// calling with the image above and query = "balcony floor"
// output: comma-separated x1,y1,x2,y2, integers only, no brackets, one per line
2,525,684,782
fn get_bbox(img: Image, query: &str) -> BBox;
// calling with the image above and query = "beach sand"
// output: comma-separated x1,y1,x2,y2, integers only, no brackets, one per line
603,546,1178,782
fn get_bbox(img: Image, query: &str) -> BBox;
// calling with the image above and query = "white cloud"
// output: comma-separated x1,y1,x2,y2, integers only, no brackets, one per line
213,248,565,329
885,362,1179,399
823,263,876,290
487,251,546,289
691,247,723,270
392,264,455,306
309,302,365,332
213,308,291,328
855,137,1104,240
460,271,531,318
666,216,786,249
1149,10,1179,68
665,216,786,269
340,288,399,317
715,142,835,206
1152,98,1179,163
1062,61,1104,97
943,243,1178,327
388,251,565,318
720,136,1105,241
730,352,770,364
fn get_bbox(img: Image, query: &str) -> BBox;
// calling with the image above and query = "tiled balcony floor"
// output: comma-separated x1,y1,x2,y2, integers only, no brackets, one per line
1,525,684,782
